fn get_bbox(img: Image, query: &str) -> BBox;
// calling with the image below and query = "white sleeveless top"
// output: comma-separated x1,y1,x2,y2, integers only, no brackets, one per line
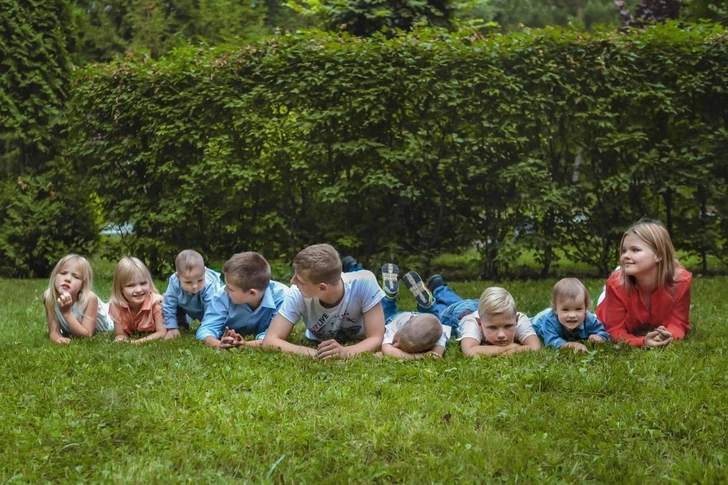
55,297,114,335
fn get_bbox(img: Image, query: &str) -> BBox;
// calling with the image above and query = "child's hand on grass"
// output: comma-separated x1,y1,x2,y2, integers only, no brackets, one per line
588,334,605,344
654,326,673,341
561,341,588,353
219,328,240,350
503,343,532,355
315,339,349,360
644,330,672,348
50,333,71,344
164,329,181,340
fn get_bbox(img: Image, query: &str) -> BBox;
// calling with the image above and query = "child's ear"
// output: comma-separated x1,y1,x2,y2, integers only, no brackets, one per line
475,317,482,326
318,282,328,292
249,288,258,297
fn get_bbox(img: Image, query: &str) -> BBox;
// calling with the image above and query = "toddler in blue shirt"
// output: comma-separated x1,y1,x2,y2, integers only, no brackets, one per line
531,277,610,352
163,249,222,339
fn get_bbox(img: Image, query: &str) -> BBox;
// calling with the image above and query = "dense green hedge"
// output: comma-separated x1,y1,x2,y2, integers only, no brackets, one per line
0,0,73,175
68,23,728,277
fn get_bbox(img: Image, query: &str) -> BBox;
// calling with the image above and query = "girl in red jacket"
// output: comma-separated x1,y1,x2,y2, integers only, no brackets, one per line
596,219,692,348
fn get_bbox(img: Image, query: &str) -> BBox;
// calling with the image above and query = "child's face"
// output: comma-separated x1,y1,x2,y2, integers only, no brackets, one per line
178,265,206,294
555,298,586,330
224,279,254,306
122,273,151,309
290,270,322,299
54,261,84,299
478,313,517,346
621,233,660,277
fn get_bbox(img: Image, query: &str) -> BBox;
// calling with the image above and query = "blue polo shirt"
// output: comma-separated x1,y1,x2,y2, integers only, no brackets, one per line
196,281,289,341
531,308,610,349
162,267,222,330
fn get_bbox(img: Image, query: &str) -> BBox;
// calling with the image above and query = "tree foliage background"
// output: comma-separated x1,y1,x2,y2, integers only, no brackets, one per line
67,25,728,278
2,0,728,277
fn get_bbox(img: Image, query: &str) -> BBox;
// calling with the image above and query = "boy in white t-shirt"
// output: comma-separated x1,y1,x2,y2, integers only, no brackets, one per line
379,263,450,359
262,243,385,359
458,287,541,357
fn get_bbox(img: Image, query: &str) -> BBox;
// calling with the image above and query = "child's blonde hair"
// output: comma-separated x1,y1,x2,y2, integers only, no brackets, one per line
396,314,442,353
223,252,271,291
478,287,516,320
175,249,205,274
620,218,680,291
109,256,158,306
44,254,94,314
551,278,591,310
292,243,342,286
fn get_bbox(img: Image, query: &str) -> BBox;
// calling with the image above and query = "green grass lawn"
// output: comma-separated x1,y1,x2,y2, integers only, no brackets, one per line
2,275,727,483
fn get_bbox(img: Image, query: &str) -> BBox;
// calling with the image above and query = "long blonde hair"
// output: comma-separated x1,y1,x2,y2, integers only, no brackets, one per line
44,254,94,314
620,218,681,291
109,256,159,306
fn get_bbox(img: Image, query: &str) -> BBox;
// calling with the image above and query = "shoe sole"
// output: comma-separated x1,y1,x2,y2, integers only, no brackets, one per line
403,271,433,308
381,263,399,296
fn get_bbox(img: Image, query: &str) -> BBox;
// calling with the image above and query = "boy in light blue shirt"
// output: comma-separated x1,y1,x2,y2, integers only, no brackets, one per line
163,249,222,339
531,278,610,352
196,251,288,350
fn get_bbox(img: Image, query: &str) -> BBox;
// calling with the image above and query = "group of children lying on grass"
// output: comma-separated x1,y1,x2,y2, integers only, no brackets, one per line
44,218,692,357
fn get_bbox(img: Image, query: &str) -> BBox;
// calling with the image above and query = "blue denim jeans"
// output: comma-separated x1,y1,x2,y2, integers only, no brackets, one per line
381,295,400,324
417,285,462,317
418,285,477,330
439,299,478,330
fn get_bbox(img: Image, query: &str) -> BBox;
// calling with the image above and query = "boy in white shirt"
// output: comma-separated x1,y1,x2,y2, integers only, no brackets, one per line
379,263,450,359
459,287,541,357
262,243,385,359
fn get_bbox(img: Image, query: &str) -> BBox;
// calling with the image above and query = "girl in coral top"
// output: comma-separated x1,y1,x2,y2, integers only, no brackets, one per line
596,219,692,348
109,256,165,344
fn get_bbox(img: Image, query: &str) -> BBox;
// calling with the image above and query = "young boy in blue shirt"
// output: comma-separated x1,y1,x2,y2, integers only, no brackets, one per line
196,251,288,350
531,277,610,352
163,249,222,339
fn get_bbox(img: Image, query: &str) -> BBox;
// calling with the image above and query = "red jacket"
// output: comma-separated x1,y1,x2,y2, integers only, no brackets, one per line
596,268,692,347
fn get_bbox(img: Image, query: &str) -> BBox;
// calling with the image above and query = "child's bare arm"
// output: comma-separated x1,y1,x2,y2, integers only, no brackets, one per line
320,302,385,359
131,313,166,344
45,306,70,344
381,344,444,360
262,314,316,357
113,320,128,341
520,334,541,351
236,339,263,348
460,337,515,357
59,293,98,338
